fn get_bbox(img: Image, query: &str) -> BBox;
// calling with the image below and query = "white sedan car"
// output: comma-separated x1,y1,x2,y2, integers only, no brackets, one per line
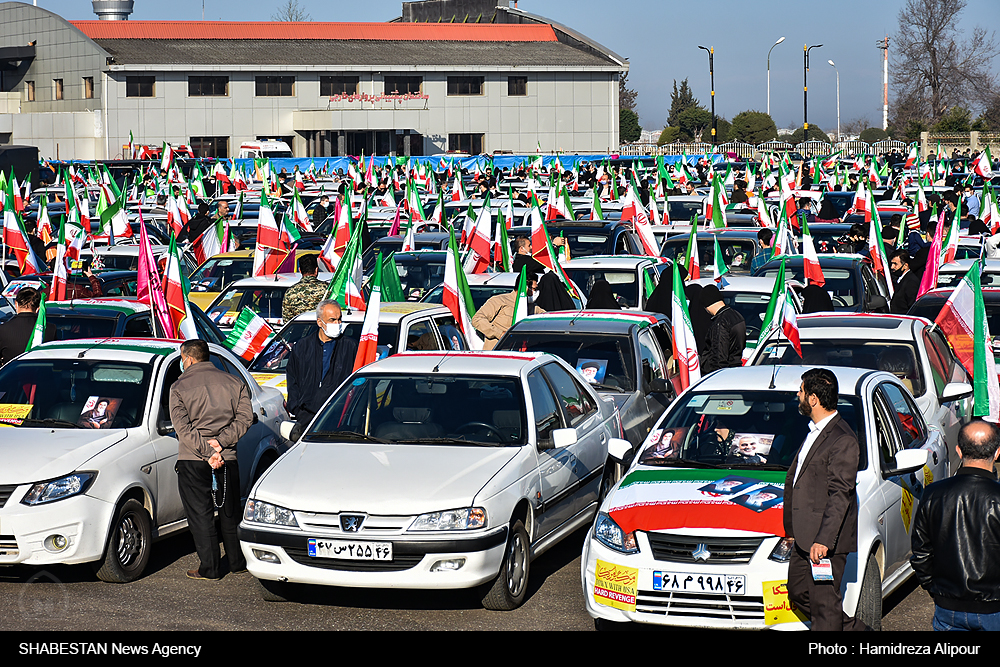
0,339,290,582
240,350,625,610
582,366,947,630
745,313,973,464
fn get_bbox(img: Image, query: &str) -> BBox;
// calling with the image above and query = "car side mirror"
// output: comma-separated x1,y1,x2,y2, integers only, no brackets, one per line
868,294,889,313
279,420,297,441
607,438,632,463
648,378,672,395
552,428,578,449
941,381,973,403
883,448,929,479
157,418,174,436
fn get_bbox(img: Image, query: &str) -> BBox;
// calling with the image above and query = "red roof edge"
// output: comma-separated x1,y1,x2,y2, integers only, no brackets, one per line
69,21,559,42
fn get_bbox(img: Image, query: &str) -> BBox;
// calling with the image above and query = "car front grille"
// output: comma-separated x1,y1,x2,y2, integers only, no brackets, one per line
636,589,766,622
645,533,764,564
283,546,424,572
0,485,18,508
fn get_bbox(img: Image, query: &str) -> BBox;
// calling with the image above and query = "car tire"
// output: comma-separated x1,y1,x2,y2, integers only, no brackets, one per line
856,553,882,631
94,499,152,583
257,577,290,603
480,519,530,611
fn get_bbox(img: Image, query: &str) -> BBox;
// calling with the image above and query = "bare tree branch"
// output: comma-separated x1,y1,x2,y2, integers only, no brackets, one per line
272,0,310,21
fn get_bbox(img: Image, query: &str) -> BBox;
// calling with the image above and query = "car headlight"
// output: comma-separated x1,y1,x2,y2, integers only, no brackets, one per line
768,537,795,563
409,508,487,531
244,499,299,527
21,473,96,506
593,512,638,554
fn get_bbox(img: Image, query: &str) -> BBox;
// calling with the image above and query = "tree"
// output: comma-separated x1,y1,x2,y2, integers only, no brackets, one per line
892,0,999,123
678,107,712,142
272,0,310,21
668,79,700,129
859,127,889,143
657,126,680,146
933,105,972,132
620,108,641,143
714,117,731,144
619,72,637,113
788,125,831,144
730,111,778,144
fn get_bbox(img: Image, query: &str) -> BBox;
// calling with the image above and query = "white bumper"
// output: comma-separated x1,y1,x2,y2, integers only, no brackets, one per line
0,489,115,567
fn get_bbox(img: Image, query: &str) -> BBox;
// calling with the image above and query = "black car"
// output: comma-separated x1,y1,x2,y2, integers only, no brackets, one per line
752,255,890,313
508,220,643,257
660,230,762,275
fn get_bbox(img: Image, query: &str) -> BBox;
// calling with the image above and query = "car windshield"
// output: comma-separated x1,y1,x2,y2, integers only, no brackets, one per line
560,231,612,257
496,333,636,392
660,238,756,273
938,270,1000,288
0,359,152,428
564,269,639,308
48,315,119,340
667,200,703,221
637,390,864,470
208,287,287,326
394,259,446,298
250,321,399,372
760,265,858,309
189,257,252,292
753,341,926,396
306,374,526,446
423,284,514,311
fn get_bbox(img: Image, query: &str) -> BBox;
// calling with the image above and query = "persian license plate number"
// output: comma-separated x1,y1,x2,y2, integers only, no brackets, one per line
307,538,392,560
653,571,746,595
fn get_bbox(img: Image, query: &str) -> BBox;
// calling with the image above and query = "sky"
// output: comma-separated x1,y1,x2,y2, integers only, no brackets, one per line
32,0,1000,134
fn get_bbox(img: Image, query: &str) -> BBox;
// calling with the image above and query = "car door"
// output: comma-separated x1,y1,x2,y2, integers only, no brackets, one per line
922,326,972,461
527,366,575,539
148,356,186,528
637,329,673,431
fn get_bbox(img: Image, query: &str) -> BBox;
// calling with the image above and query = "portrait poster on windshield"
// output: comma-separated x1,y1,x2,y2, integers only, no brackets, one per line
77,396,122,429
576,358,608,384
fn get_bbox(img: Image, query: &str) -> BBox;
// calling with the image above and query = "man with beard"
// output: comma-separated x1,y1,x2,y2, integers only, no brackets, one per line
783,368,866,631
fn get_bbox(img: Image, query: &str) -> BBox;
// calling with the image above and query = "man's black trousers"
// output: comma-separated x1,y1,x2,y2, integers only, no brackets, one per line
177,459,246,579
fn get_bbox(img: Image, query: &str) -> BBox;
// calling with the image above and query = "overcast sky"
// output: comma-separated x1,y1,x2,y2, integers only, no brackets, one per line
36,0,1000,134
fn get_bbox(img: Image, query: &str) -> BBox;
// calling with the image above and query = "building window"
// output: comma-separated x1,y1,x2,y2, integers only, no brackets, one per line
26,81,34,101
53,79,63,101
448,133,484,155
383,76,422,95
188,76,229,97
126,76,155,98
447,76,484,96
190,136,229,159
320,76,359,96
83,77,94,99
508,76,527,96
255,76,294,97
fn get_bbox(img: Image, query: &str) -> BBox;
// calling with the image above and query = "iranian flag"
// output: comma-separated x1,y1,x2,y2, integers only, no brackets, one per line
781,286,803,357
868,215,895,298
801,217,825,287
191,218,226,265
443,226,483,350
940,197,961,265
353,255,383,372
685,224,700,279
511,266,529,326
712,235,729,286
214,161,231,194
935,261,1000,421
51,216,69,302
493,206,512,272
165,195,185,237
290,187,312,233
36,192,53,244
3,178,42,275
224,307,274,362
25,290,48,353
904,143,918,169
163,234,199,340
468,196,493,274
621,179,659,257
325,221,366,312
160,142,173,173
706,174,728,230
591,185,605,221
405,178,426,222
253,191,286,277
983,183,999,233
972,147,993,179
743,259,788,364
670,262,701,391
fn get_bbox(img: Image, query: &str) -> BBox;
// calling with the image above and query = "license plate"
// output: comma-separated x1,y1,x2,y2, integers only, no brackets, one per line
307,538,392,561
653,571,746,596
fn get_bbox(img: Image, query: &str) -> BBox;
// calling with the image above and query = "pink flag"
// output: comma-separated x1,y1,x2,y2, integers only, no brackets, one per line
137,211,175,337
916,214,945,300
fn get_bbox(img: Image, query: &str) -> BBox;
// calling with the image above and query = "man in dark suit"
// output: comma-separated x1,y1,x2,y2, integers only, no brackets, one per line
784,368,866,631
890,249,920,314
0,287,46,366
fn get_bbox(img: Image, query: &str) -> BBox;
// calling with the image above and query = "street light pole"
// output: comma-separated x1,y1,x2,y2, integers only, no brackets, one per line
828,60,840,143
803,43,822,143
698,45,716,146
767,36,785,118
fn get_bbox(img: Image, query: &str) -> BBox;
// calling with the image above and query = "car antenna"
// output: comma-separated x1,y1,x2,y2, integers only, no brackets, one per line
78,336,115,359
432,348,450,373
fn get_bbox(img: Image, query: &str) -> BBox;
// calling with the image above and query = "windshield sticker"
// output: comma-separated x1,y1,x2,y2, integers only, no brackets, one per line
352,378,366,386
729,485,784,513
686,395,709,408
77,396,121,429
1,280,44,299
726,434,775,464
638,429,681,464
576,358,608,384
0,403,32,425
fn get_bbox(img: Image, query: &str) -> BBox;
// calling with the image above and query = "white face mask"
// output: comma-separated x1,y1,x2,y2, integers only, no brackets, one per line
527,292,537,303
323,321,345,339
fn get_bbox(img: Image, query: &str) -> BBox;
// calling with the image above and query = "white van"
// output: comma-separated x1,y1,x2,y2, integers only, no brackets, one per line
238,140,293,160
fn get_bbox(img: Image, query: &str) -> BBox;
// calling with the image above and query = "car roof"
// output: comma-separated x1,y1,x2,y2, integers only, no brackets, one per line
228,272,335,288
46,298,149,316
360,349,545,375
290,302,447,324
512,310,664,334
29,337,181,361
792,313,928,338
940,259,1000,273
695,365,873,397
561,256,662,269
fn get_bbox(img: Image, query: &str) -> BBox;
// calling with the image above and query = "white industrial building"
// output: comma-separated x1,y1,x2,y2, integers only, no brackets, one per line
0,0,627,160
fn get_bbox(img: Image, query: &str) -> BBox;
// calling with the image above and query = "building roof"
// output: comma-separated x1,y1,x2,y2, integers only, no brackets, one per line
68,20,620,68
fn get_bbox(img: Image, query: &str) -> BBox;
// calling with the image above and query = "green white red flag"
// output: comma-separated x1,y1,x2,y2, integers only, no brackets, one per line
25,289,47,353
443,225,483,349
224,307,274,361
744,258,788,364
353,254,383,371
670,262,701,390
801,217,825,287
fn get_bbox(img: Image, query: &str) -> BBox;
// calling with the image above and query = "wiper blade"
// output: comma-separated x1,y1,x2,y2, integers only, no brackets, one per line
648,458,724,469
304,431,390,444
407,437,503,447
19,418,85,429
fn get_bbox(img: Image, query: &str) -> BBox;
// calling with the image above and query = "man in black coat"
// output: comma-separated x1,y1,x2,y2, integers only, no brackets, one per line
784,368,866,631
890,249,920,314
285,299,359,430
0,287,45,366
177,202,214,245
699,284,745,374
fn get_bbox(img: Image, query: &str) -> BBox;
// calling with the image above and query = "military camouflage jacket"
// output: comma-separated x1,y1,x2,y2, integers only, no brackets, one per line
282,275,329,322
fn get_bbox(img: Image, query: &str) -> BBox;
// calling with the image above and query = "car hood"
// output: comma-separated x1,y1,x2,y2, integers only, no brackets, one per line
0,429,129,484
604,466,788,537
254,442,520,515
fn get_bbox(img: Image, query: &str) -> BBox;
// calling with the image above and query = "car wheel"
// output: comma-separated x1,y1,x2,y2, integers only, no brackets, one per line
94,499,152,583
257,577,290,602
480,519,530,611
856,553,882,631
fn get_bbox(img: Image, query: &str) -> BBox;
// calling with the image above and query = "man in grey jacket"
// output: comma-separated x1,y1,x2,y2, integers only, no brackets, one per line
169,339,253,580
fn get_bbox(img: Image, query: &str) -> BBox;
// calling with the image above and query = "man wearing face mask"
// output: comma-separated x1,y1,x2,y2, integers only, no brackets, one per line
285,299,359,429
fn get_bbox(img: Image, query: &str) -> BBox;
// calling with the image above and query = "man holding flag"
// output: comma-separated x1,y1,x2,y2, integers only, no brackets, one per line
0,287,49,366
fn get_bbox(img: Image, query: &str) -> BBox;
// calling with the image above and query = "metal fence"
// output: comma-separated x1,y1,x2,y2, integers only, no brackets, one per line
714,141,756,159
758,140,794,152
797,140,832,156
834,140,873,155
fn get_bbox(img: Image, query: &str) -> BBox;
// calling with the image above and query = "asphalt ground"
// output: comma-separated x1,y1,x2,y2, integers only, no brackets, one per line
0,524,935,633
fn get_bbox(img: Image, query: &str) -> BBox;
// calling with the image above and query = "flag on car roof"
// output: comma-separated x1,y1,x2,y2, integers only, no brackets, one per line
325,218,366,312
512,265,529,326
670,262,701,390
934,260,999,421
744,258,788,365
443,225,483,349
2,177,42,275
353,254,383,372
25,289,47,353
712,236,729,287
51,215,68,302
867,215,895,299
801,217,825,287
163,234,198,340
224,307,274,362
781,285,802,358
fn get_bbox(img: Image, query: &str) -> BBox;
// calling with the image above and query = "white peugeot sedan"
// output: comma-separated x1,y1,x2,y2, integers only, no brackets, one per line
240,350,625,610
582,366,947,630
0,339,290,583
745,314,973,464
